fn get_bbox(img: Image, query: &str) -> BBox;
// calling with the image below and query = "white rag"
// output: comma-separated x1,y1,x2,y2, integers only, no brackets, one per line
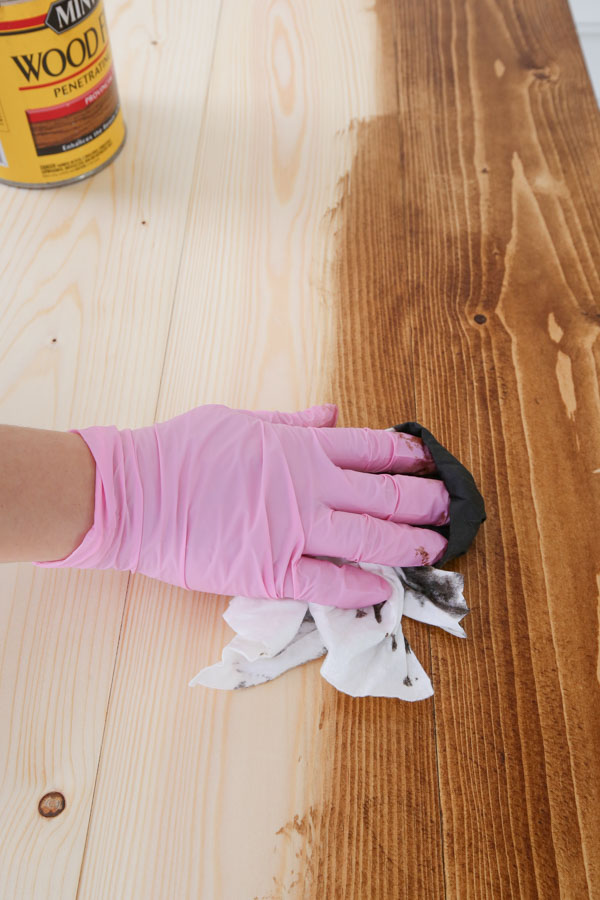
189,561,468,701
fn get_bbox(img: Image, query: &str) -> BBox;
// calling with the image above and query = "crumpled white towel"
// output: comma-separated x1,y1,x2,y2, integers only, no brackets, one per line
189,561,469,701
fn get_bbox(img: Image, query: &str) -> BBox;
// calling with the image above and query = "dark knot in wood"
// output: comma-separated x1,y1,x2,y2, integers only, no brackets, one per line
38,792,65,818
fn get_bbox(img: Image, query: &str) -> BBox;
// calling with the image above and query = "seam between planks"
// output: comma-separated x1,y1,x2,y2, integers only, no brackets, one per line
152,0,225,424
74,4,225,895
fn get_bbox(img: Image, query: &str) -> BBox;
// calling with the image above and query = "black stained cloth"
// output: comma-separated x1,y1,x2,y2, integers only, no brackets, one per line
391,422,486,566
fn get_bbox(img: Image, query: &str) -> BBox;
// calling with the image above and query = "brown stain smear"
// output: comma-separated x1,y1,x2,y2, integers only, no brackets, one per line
277,98,444,889
387,0,600,895
28,78,118,151
295,2,444,897
414,546,430,565
298,0,600,896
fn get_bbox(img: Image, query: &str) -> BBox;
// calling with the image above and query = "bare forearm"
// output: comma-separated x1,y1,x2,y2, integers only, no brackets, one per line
0,425,96,564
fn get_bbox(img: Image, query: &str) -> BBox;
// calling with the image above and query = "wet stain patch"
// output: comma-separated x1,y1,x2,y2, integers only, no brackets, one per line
414,546,431,565
372,602,384,623
270,806,320,897
399,567,468,614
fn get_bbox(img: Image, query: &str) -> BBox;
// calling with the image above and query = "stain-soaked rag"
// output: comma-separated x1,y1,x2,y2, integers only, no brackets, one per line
189,562,468,701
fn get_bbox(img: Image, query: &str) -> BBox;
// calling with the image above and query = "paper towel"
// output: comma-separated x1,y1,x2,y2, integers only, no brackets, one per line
189,561,468,701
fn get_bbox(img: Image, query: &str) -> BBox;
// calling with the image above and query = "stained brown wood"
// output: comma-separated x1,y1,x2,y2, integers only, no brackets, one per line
309,0,600,897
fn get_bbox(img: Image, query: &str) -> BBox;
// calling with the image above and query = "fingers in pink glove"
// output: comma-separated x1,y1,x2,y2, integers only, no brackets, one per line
285,556,393,609
312,425,435,474
331,469,450,527
306,510,447,568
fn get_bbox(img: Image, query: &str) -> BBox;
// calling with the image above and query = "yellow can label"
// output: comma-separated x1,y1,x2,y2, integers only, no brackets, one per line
0,0,125,185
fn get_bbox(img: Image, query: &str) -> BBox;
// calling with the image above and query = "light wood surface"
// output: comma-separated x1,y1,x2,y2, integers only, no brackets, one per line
1,0,599,897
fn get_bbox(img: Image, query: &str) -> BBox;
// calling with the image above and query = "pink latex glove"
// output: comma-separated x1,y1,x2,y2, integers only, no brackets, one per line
33,404,449,608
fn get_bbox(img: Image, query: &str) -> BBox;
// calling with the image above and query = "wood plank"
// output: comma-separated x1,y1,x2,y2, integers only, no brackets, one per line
76,1,445,897
389,0,600,896
0,0,222,895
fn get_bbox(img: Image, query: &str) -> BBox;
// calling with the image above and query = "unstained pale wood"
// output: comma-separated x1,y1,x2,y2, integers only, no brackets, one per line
0,0,222,896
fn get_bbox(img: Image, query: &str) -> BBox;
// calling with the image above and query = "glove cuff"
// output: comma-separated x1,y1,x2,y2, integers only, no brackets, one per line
32,425,144,575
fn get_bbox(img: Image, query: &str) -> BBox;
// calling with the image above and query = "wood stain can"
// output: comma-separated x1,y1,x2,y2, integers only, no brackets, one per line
0,0,125,187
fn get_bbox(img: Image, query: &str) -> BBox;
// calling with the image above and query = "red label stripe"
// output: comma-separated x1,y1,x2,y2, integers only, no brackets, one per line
26,66,114,121
0,14,46,31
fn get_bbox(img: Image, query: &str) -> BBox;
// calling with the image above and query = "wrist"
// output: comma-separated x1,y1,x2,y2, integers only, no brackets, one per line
0,425,96,564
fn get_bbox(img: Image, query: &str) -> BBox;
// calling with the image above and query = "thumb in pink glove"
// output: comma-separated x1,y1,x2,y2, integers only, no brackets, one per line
33,404,449,609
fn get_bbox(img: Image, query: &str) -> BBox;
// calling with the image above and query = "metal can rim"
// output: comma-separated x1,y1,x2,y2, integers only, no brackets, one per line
0,122,127,189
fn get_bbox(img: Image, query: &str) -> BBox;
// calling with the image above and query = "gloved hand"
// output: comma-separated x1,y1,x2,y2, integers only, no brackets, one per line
33,404,450,608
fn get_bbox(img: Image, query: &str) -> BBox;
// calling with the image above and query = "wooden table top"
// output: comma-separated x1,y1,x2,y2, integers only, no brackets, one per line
1,0,599,897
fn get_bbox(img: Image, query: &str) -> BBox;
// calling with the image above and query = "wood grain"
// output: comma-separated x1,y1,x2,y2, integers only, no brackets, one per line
0,0,222,896
322,0,599,897
73,2,406,898
1,0,598,896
